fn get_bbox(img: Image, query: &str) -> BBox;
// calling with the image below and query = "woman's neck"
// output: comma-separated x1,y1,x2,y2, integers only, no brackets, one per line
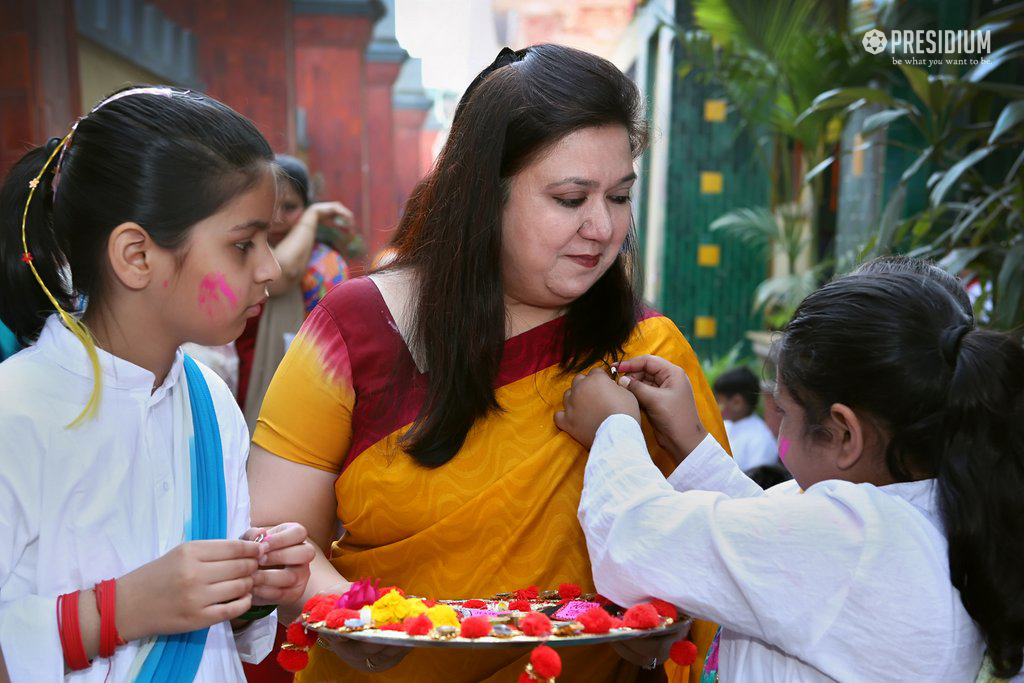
503,298,565,339
82,300,179,390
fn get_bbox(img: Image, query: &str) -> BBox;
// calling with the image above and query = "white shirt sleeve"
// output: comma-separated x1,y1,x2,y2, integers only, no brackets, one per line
579,414,869,659
213,371,276,664
667,432,766,498
0,416,63,682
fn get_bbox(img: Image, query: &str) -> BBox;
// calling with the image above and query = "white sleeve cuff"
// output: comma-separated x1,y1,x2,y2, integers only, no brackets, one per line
0,594,64,682
234,611,278,664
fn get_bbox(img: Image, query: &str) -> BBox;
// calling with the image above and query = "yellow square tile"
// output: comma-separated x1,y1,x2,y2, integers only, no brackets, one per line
694,316,717,338
704,99,727,122
700,171,723,194
697,244,720,267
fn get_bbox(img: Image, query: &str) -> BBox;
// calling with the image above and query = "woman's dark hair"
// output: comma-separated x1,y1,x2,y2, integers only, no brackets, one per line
274,154,311,208
776,270,1024,676
0,86,274,344
385,44,648,468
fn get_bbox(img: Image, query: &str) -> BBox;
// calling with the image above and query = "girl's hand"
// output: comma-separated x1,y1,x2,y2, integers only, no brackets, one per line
117,539,264,640
555,370,640,448
616,355,708,465
244,523,316,606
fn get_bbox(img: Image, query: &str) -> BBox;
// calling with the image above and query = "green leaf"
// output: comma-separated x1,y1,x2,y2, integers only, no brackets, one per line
995,241,1024,327
939,246,989,275
804,156,834,183
709,207,778,251
911,218,932,238
862,109,910,135
966,40,1024,83
989,101,1024,144
900,146,934,184
898,63,932,109
875,184,907,254
930,146,997,206
972,2,1024,31
950,186,1013,243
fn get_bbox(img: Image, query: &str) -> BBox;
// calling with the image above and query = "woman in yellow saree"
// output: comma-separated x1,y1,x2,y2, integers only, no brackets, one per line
248,44,728,683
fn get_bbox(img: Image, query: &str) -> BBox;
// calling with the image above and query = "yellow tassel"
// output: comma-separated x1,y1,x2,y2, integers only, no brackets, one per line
21,133,103,427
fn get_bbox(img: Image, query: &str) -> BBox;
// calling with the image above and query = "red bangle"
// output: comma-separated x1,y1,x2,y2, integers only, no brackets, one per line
57,591,91,670
94,579,125,658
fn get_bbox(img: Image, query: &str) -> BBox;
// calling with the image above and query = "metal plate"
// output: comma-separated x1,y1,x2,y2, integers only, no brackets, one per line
309,617,691,650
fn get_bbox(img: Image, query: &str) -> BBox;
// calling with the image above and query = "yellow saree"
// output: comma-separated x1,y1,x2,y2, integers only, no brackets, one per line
254,278,729,683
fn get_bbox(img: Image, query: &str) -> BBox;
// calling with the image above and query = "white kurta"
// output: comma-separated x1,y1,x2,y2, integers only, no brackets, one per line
723,413,778,471
579,414,984,682
0,317,274,682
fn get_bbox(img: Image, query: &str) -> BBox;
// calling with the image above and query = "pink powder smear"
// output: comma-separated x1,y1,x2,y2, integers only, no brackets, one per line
198,273,238,317
778,436,790,463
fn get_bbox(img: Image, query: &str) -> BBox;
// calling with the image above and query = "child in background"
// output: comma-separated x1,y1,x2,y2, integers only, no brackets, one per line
557,267,1024,681
713,367,779,471
0,87,315,682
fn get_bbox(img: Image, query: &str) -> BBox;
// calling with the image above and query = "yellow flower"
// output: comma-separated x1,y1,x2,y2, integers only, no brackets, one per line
425,604,460,628
369,590,430,625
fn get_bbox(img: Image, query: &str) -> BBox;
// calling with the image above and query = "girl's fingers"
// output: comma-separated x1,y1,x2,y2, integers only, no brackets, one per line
202,576,255,606
203,557,260,582
252,567,299,588
261,523,308,551
192,539,262,561
260,543,315,567
203,593,253,624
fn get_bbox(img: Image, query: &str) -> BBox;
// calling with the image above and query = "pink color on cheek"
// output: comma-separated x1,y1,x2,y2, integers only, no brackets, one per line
778,436,790,463
162,280,169,288
198,273,238,319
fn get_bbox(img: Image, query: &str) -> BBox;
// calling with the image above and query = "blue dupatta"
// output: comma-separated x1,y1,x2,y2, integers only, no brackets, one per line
132,355,227,682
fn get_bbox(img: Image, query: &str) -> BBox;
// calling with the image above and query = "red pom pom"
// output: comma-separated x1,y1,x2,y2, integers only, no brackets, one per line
508,599,532,612
517,673,533,683
324,608,361,629
557,583,582,600
286,621,318,647
422,599,438,607
379,622,404,631
460,616,492,638
623,603,661,629
594,594,613,607
515,585,539,600
307,602,332,623
518,611,552,637
578,606,614,634
462,599,487,608
404,614,432,636
608,616,624,629
649,598,678,620
302,593,336,614
670,639,698,666
530,645,562,678
379,585,405,597
276,647,309,672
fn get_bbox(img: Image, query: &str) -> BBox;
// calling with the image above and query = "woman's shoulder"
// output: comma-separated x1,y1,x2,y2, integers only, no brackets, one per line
626,308,694,355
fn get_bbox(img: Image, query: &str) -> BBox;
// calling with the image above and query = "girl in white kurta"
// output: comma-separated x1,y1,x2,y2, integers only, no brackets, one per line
0,88,314,681
557,269,1024,682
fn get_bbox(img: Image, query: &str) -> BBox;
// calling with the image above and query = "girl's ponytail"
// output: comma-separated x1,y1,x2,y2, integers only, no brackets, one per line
0,139,103,424
0,142,75,342
938,329,1024,677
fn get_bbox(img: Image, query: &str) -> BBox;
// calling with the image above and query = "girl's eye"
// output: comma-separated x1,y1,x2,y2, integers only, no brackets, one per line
555,197,585,208
609,194,632,205
235,241,255,253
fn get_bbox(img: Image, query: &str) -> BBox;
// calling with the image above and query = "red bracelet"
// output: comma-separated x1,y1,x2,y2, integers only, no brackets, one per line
94,579,125,658
57,591,91,670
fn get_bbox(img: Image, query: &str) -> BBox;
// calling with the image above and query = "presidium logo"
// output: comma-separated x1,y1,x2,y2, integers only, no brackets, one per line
862,29,993,67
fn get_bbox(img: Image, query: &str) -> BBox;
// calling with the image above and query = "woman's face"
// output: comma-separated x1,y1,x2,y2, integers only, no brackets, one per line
268,181,305,246
500,124,635,311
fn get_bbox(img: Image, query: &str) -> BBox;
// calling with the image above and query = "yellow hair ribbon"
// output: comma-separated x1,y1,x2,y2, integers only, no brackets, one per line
21,132,103,426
